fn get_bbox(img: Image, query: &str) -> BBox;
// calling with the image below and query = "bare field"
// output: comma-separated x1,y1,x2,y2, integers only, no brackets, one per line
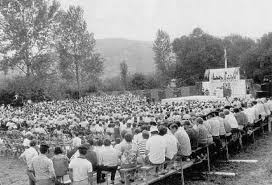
1,133,272,185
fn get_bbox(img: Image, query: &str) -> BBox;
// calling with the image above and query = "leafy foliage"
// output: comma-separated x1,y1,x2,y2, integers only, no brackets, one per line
0,0,60,77
120,60,128,90
172,28,224,85
153,29,175,80
57,5,103,94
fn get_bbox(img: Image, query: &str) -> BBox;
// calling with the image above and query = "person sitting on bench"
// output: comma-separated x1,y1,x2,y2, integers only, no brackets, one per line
97,139,119,184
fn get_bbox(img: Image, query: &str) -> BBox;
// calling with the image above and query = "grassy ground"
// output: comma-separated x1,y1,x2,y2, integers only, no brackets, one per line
1,133,272,185
187,132,272,185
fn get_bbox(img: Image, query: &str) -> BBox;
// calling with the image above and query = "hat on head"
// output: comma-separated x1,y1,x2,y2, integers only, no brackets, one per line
150,126,159,133
78,144,89,150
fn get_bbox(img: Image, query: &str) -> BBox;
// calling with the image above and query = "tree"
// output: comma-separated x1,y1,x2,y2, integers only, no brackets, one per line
153,29,175,80
57,6,103,97
129,73,146,90
0,0,60,77
223,34,255,68
240,33,272,83
172,28,224,85
120,60,128,90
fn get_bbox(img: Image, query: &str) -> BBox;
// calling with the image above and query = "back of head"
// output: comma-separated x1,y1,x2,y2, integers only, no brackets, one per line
124,133,133,143
219,112,225,118
97,139,103,147
134,128,141,135
78,145,88,155
103,138,111,146
88,139,94,146
196,117,203,124
142,130,149,139
121,130,127,139
115,138,121,144
158,125,167,136
30,140,37,147
54,147,63,155
233,108,239,113
40,144,49,154
175,121,181,127
223,110,230,115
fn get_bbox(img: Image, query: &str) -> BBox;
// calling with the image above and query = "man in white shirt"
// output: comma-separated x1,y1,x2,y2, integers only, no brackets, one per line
96,139,119,184
72,133,82,149
146,127,167,164
69,145,93,185
158,125,178,160
19,140,38,185
243,103,256,125
224,110,239,129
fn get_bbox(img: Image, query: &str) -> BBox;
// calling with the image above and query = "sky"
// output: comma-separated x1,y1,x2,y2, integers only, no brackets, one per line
58,0,272,41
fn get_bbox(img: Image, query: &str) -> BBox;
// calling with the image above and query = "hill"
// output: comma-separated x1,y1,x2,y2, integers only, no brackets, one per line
96,38,155,78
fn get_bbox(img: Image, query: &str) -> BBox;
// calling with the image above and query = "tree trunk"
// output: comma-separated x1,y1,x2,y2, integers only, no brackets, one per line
75,61,80,99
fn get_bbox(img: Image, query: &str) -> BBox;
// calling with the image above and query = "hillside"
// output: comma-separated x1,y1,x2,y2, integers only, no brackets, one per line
96,38,155,78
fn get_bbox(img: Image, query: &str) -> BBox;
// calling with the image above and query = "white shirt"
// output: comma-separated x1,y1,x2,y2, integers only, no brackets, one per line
72,137,82,148
69,157,93,182
243,108,255,124
146,135,166,164
208,118,220,137
218,117,226,136
225,114,238,129
100,146,119,167
20,147,38,168
163,133,178,160
23,138,31,147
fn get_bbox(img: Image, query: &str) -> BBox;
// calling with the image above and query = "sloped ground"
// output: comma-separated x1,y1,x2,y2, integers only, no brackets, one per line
187,133,272,185
1,133,272,185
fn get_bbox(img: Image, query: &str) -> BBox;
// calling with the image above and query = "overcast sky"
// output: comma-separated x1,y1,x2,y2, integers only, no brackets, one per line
58,0,272,41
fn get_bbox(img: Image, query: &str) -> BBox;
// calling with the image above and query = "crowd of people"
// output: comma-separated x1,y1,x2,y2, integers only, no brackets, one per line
1,93,272,185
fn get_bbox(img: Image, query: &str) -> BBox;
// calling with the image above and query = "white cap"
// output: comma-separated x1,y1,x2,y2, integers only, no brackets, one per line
150,126,159,133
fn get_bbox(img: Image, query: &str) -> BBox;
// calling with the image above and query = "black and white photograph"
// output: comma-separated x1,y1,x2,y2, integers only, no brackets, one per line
0,0,272,185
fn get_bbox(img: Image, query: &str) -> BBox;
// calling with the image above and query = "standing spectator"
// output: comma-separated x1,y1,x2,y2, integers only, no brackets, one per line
29,144,56,185
52,147,69,184
69,145,93,185
72,133,82,149
19,140,38,185
85,139,98,171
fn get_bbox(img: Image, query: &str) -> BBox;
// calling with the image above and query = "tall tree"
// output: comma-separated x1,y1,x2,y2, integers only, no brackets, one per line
172,28,224,85
0,0,60,77
153,29,175,80
120,60,128,90
240,33,272,83
57,6,103,96
223,34,255,68
129,73,146,90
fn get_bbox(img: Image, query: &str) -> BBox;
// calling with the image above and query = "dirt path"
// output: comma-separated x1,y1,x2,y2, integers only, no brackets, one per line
1,133,272,185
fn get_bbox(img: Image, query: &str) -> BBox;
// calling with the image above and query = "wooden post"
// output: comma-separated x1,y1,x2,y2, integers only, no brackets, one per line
207,145,211,172
268,116,272,132
225,138,229,161
181,160,185,185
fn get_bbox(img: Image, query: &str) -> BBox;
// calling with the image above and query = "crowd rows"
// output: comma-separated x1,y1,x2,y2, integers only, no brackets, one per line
1,94,272,185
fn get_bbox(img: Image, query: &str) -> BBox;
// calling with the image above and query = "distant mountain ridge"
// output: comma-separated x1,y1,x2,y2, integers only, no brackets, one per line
96,38,155,78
